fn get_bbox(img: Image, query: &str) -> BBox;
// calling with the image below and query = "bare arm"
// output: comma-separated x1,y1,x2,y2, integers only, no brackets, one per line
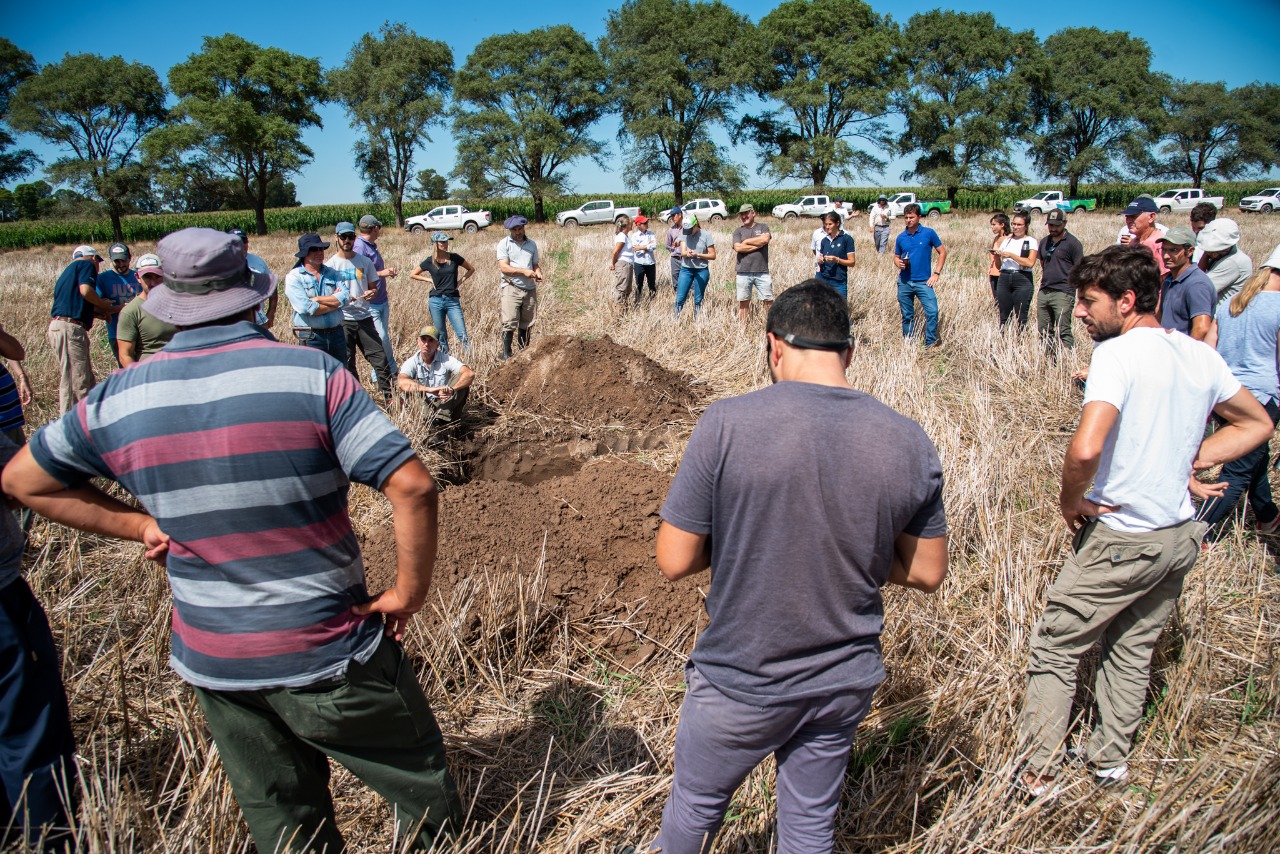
1204,318,1220,350
1,445,169,562
350,458,438,640
409,265,432,284
1194,388,1274,471
1189,315,1212,342
656,520,710,581
887,533,948,593
117,338,138,368
3,360,30,406
0,325,24,361
79,284,119,313
1060,401,1122,531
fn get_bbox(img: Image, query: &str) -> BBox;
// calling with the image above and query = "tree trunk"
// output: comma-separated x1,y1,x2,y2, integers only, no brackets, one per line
811,164,828,189
254,176,268,236
1068,174,1080,198
533,194,545,223
109,206,124,243
672,154,684,206
393,191,404,229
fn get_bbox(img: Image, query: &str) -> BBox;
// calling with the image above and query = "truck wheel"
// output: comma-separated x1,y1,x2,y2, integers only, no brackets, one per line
1071,206,1085,215
464,222,479,234
783,212,797,221
710,213,723,222
409,224,425,234
562,218,578,228
1263,204,1273,214
926,208,940,219
1159,205,1171,214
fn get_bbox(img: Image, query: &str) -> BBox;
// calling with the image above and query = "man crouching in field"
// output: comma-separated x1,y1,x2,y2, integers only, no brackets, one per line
1015,245,1272,797
2,228,461,851
643,281,949,853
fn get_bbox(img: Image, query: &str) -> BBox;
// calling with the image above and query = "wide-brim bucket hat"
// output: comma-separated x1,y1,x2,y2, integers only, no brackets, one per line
144,227,276,326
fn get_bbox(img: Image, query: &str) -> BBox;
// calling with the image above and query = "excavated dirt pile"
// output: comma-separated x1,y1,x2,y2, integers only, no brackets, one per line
487,334,700,428
361,335,710,653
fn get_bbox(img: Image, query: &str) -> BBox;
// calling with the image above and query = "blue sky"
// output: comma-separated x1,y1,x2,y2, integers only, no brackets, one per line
6,0,1279,205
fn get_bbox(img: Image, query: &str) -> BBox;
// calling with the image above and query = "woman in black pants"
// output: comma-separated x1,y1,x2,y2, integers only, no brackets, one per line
987,213,1010,307
994,211,1038,328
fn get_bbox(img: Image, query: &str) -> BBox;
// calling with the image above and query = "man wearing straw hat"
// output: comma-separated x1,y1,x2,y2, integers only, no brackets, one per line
3,227,462,852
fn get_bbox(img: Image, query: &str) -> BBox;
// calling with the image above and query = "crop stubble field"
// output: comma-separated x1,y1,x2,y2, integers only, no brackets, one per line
0,211,1277,851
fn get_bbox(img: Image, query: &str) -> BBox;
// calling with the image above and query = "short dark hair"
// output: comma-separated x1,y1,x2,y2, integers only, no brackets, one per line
903,202,921,217
767,280,851,344
1069,245,1160,314
990,212,1010,234
1190,202,1217,225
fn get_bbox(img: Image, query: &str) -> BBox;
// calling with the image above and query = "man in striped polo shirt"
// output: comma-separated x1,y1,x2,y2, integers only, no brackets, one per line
2,228,461,851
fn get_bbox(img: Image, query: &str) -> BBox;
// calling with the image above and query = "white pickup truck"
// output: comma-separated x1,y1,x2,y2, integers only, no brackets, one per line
1239,187,1280,214
555,200,642,228
404,204,491,234
771,194,837,220
1152,188,1224,214
880,192,950,218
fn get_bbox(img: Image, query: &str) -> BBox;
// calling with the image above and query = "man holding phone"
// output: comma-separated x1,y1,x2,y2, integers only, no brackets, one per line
893,204,946,347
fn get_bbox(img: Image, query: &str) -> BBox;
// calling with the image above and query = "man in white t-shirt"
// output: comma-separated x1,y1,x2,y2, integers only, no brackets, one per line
1015,244,1271,798
398,325,475,424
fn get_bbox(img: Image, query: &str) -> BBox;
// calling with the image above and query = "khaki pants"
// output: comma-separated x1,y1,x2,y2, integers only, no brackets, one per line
1037,289,1075,349
500,284,537,332
1017,517,1203,775
46,319,95,415
613,261,634,305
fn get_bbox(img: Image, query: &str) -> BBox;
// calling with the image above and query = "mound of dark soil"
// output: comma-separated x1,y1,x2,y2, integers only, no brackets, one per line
360,458,706,649
488,335,699,429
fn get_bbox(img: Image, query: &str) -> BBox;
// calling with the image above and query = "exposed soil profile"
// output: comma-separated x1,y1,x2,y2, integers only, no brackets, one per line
359,458,707,651
487,335,700,428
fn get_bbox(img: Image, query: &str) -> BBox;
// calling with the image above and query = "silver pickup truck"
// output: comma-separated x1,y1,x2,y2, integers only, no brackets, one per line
555,200,642,228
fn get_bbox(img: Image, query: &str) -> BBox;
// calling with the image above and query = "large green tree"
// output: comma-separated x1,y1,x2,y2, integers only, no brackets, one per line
895,10,1035,203
8,53,165,240
1139,80,1267,187
0,38,38,185
151,34,324,234
453,26,608,223
601,0,752,202
1023,27,1163,196
412,167,448,201
330,23,453,228
743,0,904,187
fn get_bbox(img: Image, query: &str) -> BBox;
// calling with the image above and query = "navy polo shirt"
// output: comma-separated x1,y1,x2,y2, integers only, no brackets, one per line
1160,265,1216,335
50,259,98,328
894,225,942,283
818,232,856,283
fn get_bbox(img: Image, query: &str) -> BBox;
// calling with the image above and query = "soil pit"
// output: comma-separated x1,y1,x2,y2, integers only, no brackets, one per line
488,335,700,428
360,457,707,651
460,425,676,486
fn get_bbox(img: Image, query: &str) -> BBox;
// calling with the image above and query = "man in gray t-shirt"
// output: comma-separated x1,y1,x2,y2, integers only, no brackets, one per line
731,204,772,329
647,281,949,854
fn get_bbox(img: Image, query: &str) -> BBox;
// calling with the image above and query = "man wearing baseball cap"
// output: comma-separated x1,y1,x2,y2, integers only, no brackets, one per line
95,242,142,366
227,227,276,327
284,232,350,362
1157,226,1216,340
1119,197,1168,277
47,245,118,413
353,214,399,381
868,195,894,254
115,253,177,367
398,324,475,425
496,214,542,359
330,221,393,402
1197,218,1253,306
1037,209,1084,351
4,227,462,851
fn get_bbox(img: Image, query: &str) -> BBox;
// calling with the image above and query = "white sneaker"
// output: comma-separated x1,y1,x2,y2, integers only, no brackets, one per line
1094,764,1129,787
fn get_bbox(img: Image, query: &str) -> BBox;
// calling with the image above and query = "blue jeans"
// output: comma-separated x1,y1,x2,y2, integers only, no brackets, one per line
297,326,348,363
815,273,847,300
897,279,939,346
1197,399,1280,540
367,301,397,381
675,267,709,316
428,295,469,354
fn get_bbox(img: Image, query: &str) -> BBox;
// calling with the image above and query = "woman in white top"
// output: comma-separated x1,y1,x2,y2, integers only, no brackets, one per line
994,211,1038,328
610,214,635,309
630,214,658,304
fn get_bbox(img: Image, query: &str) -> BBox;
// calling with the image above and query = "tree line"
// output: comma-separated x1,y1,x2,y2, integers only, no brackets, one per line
2,0,1277,239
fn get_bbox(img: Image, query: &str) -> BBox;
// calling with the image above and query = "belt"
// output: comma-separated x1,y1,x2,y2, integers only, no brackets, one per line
51,316,86,328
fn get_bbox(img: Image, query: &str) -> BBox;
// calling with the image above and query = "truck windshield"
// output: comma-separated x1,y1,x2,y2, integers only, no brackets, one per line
1033,193,1052,200
1155,191,1178,199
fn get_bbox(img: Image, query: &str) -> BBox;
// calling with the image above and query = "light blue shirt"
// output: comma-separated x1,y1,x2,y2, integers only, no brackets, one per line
1215,292,1280,405
284,264,349,330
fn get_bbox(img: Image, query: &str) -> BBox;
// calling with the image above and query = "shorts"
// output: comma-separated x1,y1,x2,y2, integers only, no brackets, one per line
735,273,773,301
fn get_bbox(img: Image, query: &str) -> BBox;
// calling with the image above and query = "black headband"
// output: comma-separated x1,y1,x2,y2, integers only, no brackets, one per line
772,330,853,352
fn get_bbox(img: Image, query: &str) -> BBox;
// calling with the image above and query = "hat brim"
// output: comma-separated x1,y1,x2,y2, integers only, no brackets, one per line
141,268,276,326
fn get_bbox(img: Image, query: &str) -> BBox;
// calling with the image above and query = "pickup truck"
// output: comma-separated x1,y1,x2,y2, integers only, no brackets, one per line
404,205,491,234
1239,187,1280,214
555,200,642,228
771,194,840,220
882,192,950,219
658,198,728,224
1014,191,1097,214
1152,188,1224,214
